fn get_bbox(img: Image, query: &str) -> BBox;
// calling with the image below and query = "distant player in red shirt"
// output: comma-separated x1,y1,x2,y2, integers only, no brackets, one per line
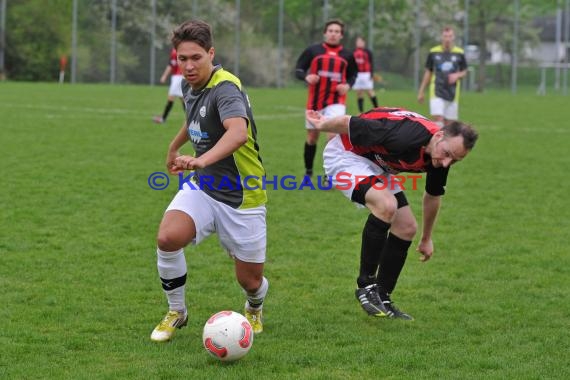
307,107,478,320
352,36,379,113
295,19,358,182
153,48,185,124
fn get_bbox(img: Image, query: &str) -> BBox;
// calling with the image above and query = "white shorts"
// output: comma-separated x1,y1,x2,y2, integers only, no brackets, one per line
166,184,267,263
430,97,458,120
352,72,374,90
305,104,346,129
168,75,184,98
323,135,403,201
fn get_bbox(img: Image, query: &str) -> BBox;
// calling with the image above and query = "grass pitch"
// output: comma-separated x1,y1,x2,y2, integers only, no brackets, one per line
0,82,569,379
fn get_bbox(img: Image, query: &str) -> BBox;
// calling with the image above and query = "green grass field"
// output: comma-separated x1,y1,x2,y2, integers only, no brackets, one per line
1,82,569,379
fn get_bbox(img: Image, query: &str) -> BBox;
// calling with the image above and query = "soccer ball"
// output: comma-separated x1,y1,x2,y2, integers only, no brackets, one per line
202,311,253,362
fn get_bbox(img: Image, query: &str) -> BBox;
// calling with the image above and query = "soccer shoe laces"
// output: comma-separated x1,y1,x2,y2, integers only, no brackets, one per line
366,284,383,306
247,312,259,322
244,308,263,333
378,292,413,320
157,310,183,329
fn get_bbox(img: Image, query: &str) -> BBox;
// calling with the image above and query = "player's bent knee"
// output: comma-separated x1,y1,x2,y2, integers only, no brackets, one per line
156,231,188,252
394,219,417,240
366,193,398,222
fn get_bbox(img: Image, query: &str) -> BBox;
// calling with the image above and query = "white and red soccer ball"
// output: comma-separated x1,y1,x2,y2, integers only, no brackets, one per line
202,311,253,362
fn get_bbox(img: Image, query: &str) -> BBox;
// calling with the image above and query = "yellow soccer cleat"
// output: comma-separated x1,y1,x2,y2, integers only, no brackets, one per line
244,306,263,334
150,310,188,342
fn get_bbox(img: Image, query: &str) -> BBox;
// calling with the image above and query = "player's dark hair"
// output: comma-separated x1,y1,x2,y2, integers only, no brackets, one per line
324,19,344,34
442,121,479,150
171,20,213,50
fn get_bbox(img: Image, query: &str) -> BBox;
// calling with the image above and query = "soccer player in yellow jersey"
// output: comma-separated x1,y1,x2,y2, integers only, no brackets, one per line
417,27,468,127
150,20,268,342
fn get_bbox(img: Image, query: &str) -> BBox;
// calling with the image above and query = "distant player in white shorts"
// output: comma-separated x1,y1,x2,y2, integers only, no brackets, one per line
153,48,185,124
352,36,379,113
295,19,358,180
417,27,468,127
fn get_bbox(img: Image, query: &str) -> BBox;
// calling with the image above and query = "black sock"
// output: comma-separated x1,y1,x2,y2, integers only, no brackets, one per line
371,96,378,108
304,143,316,174
162,101,174,120
377,233,412,294
248,300,263,308
357,214,391,288
357,98,364,113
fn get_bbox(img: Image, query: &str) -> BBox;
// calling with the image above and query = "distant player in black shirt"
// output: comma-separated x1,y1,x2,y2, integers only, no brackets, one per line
307,107,478,320
417,27,468,127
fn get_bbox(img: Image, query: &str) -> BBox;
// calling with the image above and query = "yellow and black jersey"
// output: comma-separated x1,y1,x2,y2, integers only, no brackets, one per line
181,65,266,209
425,46,467,102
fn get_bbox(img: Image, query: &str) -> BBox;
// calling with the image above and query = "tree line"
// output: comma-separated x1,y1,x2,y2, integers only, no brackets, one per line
1,0,557,91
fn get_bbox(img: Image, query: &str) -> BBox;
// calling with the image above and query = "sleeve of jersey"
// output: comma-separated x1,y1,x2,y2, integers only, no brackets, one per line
216,82,249,125
459,53,468,70
425,167,450,196
344,50,358,87
425,52,434,71
295,48,312,81
349,117,432,152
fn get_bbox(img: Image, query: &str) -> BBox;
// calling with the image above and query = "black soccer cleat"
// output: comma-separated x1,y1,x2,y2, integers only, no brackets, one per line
355,284,389,317
378,291,414,320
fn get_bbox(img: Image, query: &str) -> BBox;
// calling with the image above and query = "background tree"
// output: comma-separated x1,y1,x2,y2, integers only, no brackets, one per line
5,0,70,81
1,0,562,87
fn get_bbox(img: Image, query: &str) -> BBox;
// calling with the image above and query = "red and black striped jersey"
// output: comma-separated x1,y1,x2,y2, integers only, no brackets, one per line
295,42,358,110
353,47,374,74
169,48,182,75
340,107,450,195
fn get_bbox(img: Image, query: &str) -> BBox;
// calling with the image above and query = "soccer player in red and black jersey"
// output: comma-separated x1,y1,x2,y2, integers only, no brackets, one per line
295,19,358,181
352,36,379,113
307,107,478,320
153,48,185,124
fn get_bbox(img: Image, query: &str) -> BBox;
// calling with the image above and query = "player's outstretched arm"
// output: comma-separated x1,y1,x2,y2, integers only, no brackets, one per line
417,192,442,261
305,111,350,134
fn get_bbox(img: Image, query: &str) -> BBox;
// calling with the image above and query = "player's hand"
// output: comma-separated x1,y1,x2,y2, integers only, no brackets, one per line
336,83,350,95
305,74,320,85
305,110,324,130
417,92,425,104
166,151,184,174
416,238,434,262
447,73,459,84
174,155,206,171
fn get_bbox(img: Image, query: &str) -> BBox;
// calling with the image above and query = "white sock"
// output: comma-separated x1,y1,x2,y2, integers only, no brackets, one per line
156,248,187,312
245,276,269,310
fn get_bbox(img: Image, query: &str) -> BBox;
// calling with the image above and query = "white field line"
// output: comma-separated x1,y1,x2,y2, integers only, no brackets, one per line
0,102,304,120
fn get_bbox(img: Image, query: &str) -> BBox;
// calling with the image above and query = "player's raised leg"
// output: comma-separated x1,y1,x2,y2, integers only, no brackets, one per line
235,259,268,334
